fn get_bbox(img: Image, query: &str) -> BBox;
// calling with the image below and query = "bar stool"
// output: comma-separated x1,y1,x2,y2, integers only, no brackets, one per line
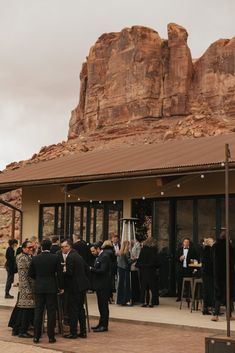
179,277,193,309
191,278,203,312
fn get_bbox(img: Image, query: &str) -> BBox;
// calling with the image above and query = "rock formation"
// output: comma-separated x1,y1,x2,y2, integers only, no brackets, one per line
0,23,235,245
68,23,235,142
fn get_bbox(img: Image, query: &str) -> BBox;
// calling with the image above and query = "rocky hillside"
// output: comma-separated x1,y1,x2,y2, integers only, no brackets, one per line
0,23,235,243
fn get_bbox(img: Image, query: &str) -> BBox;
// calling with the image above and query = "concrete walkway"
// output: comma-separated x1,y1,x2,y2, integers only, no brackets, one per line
0,267,233,353
0,273,233,333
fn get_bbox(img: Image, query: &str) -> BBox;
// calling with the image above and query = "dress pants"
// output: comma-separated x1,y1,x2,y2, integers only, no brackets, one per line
5,271,14,295
67,291,86,335
96,288,109,328
34,293,57,339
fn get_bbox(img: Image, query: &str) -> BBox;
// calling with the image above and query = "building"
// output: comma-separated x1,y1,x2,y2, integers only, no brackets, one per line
0,133,235,294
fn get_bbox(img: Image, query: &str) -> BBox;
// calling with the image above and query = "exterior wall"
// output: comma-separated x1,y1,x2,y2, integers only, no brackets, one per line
22,171,235,239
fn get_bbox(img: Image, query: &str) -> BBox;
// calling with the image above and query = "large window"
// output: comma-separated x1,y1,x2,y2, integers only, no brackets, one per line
198,199,216,241
154,200,170,251
39,201,122,242
176,199,193,246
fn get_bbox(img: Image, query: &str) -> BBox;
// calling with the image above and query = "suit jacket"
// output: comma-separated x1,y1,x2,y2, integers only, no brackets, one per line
91,251,111,291
50,244,61,254
28,251,63,294
176,245,198,270
73,240,91,264
63,249,90,293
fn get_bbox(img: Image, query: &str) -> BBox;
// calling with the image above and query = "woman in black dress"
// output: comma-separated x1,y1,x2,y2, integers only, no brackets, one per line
136,237,160,307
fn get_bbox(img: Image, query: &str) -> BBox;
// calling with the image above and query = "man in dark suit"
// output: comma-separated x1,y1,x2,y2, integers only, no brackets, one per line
50,236,61,254
61,239,90,339
28,238,63,344
176,237,198,301
211,229,234,321
72,233,91,265
90,242,111,332
5,239,18,298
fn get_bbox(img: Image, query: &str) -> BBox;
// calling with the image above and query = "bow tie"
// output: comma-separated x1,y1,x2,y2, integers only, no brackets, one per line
184,248,189,250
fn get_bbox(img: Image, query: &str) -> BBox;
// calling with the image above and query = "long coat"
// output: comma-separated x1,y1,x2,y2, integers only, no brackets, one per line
16,253,35,308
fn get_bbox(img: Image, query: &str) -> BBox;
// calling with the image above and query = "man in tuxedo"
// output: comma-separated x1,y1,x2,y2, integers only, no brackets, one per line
61,239,90,339
72,233,91,265
90,242,111,332
176,237,198,301
28,238,63,344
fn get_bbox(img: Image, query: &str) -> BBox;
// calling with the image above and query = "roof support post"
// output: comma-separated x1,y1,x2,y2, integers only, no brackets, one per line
63,185,68,238
225,143,231,337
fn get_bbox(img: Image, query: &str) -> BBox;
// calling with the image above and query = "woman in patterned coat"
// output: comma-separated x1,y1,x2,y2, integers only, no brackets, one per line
11,240,35,337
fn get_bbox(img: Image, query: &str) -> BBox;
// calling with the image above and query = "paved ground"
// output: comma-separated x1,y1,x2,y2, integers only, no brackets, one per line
0,307,212,353
0,267,230,353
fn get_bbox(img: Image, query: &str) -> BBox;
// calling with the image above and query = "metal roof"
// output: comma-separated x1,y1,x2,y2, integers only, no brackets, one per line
0,133,235,190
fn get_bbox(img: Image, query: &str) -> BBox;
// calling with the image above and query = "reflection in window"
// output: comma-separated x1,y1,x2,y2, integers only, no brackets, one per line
109,210,119,237
198,199,216,241
176,200,193,246
155,201,169,251
74,206,81,235
57,206,63,236
96,208,104,242
83,207,87,240
133,199,153,239
42,207,55,237
90,208,95,243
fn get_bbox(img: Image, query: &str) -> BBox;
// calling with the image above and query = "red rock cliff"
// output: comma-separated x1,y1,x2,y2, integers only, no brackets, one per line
68,23,235,142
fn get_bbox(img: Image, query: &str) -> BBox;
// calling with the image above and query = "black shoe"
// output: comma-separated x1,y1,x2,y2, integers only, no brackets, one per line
148,304,154,308
202,309,212,315
33,337,40,343
91,324,100,329
93,326,108,332
49,338,56,343
5,294,14,299
12,330,19,336
141,304,147,307
176,298,181,302
64,333,78,339
19,332,33,338
78,332,87,338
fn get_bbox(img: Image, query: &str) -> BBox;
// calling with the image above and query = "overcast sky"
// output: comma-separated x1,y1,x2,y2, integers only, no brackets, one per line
0,0,234,170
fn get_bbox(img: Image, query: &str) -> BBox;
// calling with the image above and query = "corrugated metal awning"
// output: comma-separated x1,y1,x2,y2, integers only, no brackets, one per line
0,133,234,190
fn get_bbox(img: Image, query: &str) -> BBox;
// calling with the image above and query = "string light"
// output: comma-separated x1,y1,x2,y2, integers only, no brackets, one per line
113,200,116,205
200,174,205,179
160,191,164,196
142,196,146,200
89,200,93,203
37,200,41,203
221,162,225,167
177,184,181,188
77,197,80,201
68,194,71,198
99,200,102,204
